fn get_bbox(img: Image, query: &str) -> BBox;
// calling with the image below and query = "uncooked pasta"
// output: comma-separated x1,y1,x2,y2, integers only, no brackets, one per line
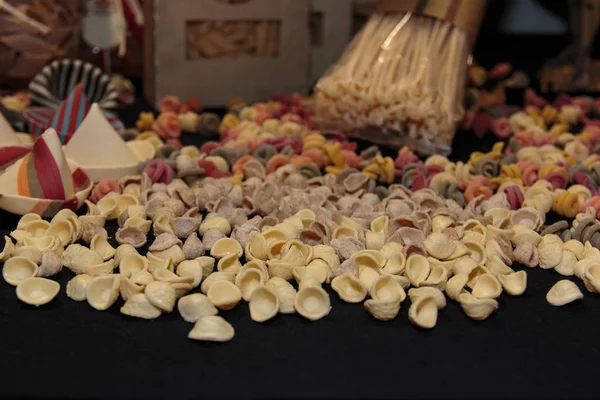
315,12,472,155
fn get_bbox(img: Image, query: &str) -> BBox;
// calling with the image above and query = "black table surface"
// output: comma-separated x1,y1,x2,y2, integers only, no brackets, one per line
2,95,600,400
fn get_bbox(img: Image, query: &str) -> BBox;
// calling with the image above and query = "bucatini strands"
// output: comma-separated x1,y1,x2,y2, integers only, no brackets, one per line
315,12,470,155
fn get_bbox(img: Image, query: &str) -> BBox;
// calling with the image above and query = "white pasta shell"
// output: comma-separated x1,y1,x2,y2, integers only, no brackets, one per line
145,281,176,312
150,245,185,269
365,231,385,250
424,232,457,260
46,220,73,247
86,275,120,310
537,234,564,270
66,274,94,301
0,235,15,262
87,259,116,276
266,259,294,281
17,213,42,230
554,250,577,276
245,233,268,261
119,253,149,278
22,220,50,237
249,286,280,323
114,244,138,266
97,196,118,220
240,259,269,281
431,215,455,233
369,274,406,303
445,273,469,302
124,217,152,235
463,241,487,265
364,297,401,321
497,271,527,296
486,255,515,276
3,256,38,286
153,214,174,236
201,271,235,294
120,293,162,319
466,265,492,289
452,256,478,276
408,287,446,309
471,273,502,299
130,268,154,286
153,268,194,285
298,277,321,291
484,207,511,226
12,246,42,264
510,229,542,247
90,233,116,261
146,251,171,273
265,277,296,314
408,295,438,329
23,236,59,254
119,277,145,301
217,253,242,275
562,240,584,259
210,238,243,260
419,264,449,289
38,250,63,278
16,277,60,306
178,293,218,323
235,268,265,301
584,264,600,294
370,215,390,234
458,292,498,320
331,273,367,303
207,280,242,310
195,256,216,280
188,316,235,342
546,280,583,306
62,244,103,275
295,209,316,228
176,260,204,288
405,254,431,287
199,215,231,236
382,252,406,275
294,286,331,321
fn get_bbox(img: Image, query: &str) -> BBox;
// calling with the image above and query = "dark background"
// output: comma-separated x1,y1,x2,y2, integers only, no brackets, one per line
2,5,600,399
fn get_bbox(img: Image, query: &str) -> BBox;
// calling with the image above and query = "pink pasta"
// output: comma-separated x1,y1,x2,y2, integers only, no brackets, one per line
395,147,419,171
545,171,568,190
504,185,524,210
516,161,538,186
91,178,121,203
579,196,600,217
144,159,174,184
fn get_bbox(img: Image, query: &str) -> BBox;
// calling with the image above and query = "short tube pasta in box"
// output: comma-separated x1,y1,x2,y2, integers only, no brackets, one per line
144,0,311,108
314,0,487,156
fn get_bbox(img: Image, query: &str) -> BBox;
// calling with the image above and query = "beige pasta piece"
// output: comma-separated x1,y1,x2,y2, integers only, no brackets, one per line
405,254,431,287
114,244,138,266
145,281,176,312
12,246,42,264
86,275,120,311
120,293,162,319
152,268,194,286
124,217,152,235
466,265,492,289
16,277,60,306
17,213,42,230
370,274,406,303
178,293,218,323
563,240,584,260
201,271,235,294
266,259,294,281
217,253,242,275
207,280,242,310
90,233,116,261
458,292,498,320
210,238,243,260
408,295,438,329
87,259,116,277
471,273,502,299
153,214,174,236
149,245,185,269
364,297,401,321
463,241,487,265
249,286,280,323
188,316,235,342
130,269,154,287
546,280,583,306
21,220,50,237
554,250,577,277
200,215,231,236
497,271,527,296
62,244,103,275
245,233,268,261
510,228,542,247
235,267,265,301
298,277,322,291
537,234,563,270
96,196,119,219
446,273,469,302
176,260,204,288
420,265,449,289
38,250,63,278
424,232,457,260
0,235,14,262
294,285,331,321
66,274,94,301
265,277,296,314
46,219,73,247
119,253,149,278
452,256,478,276
584,264,600,294
3,256,38,286
195,256,216,280
408,287,446,309
331,273,367,303
486,255,515,277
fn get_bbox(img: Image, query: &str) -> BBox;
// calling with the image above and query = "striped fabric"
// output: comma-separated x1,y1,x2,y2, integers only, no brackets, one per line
28,59,119,109
16,129,77,200
23,84,125,144
0,146,31,170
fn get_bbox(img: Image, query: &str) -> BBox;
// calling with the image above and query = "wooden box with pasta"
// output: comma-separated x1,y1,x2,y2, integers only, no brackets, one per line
143,0,310,108
314,0,487,156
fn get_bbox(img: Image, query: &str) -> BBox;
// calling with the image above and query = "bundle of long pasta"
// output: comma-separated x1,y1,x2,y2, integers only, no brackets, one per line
315,0,486,155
